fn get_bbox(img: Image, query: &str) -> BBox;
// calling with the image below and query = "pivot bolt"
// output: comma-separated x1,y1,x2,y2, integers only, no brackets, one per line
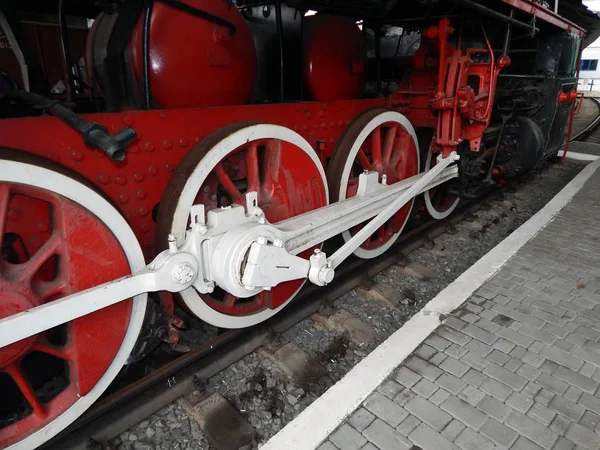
172,263,195,285
318,266,335,285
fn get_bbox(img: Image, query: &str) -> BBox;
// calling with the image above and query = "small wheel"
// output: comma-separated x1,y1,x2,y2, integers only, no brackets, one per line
155,123,328,329
327,108,420,259
422,132,460,220
0,153,146,449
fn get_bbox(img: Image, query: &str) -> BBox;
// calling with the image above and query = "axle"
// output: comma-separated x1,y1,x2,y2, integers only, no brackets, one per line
0,153,458,347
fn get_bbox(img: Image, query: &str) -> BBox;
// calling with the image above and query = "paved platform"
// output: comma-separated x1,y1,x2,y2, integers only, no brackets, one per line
262,158,600,450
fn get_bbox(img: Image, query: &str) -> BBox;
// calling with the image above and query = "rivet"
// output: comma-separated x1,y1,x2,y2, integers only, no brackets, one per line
307,112,312,119
147,165,158,176
136,189,147,199
330,121,335,128
138,207,149,217
8,209,19,220
71,149,83,161
141,223,151,233
133,172,144,182
143,239,152,247
338,120,343,127
36,222,50,232
160,113,168,120
116,175,127,185
28,237,41,248
119,193,130,204
180,138,188,147
98,173,110,184
144,142,155,152
124,116,133,126
165,163,174,173
163,140,172,150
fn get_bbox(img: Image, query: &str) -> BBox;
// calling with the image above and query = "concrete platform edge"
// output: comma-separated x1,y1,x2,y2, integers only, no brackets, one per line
260,158,600,450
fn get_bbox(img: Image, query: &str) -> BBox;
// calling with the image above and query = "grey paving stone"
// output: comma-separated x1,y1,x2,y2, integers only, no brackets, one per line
549,395,585,422
377,380,404,399
458,385,485,406
409,423,460,450
405,396,452,431
511,345,528,359
437,326,472,346
465,339,494,356
484,363,528,390
437,373,467,395
519,324,558,345
441,396,487,430
477,395,511,422
462,324,499,345
541,346,585,372
505,410,559,449
522,350,545,368
480,418,518,447
393,367,421,388
580,411,600,431
527,401,556,426
550,414,572,435
537,373,569,395
415,344,438,361
430,352,448,367
564,386,584,404
348,407,376,432
541,360,560,374
507,391,534,413
455,427,494,450
330,424,366,450
412,378,438,399
426,335,452,352
553,437,576,450
505,357,524,372
461,351,491,371
364,392,408,427
394,389,417,407
396,414,420,437
493,338,516,354
579,393,600,415
529,340,546,354
445,343,469,360
463,369,486,388
480,379,512,401
318,442,340,450
553,366,599,393
488,350,511,365
362,419,413,450
359,444,378,450
517,363,542,381
440,356,470,378
429,388,451,406
444,316,468,331
523,381,542,399
580,362,596,378
441,419,466,441
405,356,443,382
565,423,600,450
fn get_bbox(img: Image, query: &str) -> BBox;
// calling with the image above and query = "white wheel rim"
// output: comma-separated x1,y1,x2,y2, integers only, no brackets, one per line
339,111,420,259
423,144,460,220
1,160,147,450
171,124,328,329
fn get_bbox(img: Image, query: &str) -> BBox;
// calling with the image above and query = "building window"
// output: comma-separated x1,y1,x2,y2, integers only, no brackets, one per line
581,60,599,71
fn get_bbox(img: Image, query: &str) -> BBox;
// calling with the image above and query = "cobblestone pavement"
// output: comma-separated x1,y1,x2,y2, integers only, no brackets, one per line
321,169,600,449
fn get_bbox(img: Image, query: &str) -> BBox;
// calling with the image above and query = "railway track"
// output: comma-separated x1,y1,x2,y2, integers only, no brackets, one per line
40,105,600,450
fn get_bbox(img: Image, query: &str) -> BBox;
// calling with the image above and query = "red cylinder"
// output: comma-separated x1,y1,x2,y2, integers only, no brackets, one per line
129,0,256,109
303,15,367,101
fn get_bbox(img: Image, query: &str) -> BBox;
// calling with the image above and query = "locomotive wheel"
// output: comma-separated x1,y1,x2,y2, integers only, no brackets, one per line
423,135,460,220
156,123,328,329
0,154,146,449
328,108,420,259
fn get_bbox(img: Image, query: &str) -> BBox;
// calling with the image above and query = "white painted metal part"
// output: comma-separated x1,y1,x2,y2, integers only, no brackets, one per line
423,142,460,219
0,160,147,450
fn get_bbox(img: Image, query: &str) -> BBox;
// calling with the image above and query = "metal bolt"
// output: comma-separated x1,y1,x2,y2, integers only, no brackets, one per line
172,263,195,284
319,266,335,285
273,238,283,247
168,234,177,252
258,217,266,224
257,236,268,245
313,248,321,254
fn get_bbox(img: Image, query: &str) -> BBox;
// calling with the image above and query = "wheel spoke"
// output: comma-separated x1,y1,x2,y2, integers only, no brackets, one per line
246,142,260,192
13,234,60,285
371,127,382,165
357,149,373,171
223,293,237,308
32,342,71,360
383,126,397,164
214,163,244,206
6,363,47,419
0,183,10,248
263,140,282,195
36,279,68,302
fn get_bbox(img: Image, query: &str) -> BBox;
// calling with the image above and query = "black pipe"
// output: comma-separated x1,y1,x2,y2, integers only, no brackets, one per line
275,0,284,102
58,0,75,101
3,91,136,161
158,0,236,35
375,25,381,95
142,0,153,109
453,0,537,34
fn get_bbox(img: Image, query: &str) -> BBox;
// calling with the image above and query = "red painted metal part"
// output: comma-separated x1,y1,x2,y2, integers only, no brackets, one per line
0,181,132,448
499,0,586,36
303,15,367,101
128,0,257,109
0,99,385,262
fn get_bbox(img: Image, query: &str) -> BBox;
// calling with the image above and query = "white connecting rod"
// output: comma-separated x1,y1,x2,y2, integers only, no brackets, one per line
0,251,198,349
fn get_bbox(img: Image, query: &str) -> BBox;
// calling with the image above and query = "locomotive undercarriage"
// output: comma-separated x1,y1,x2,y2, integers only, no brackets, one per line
0,0,598,447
